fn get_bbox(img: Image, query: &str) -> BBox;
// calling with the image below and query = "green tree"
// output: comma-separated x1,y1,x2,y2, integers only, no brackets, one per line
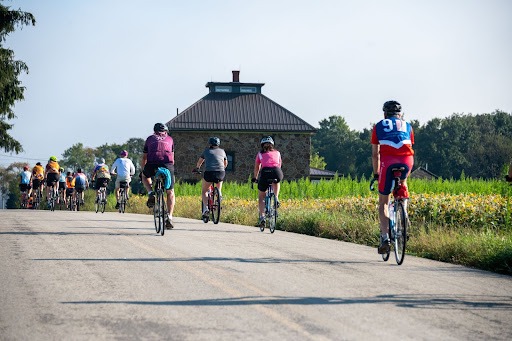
312,115,370,177
61,143,96,172
310,150,327,170
0,3,35,153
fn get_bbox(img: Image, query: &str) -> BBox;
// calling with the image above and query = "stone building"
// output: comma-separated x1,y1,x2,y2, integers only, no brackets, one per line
167,71,316,183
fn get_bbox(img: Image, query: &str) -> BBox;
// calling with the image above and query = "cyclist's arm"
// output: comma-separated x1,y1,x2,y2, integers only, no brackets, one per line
253,162,261,180
129,161,135,176
196,157,204,169
371,144,380,175
141,153,147,169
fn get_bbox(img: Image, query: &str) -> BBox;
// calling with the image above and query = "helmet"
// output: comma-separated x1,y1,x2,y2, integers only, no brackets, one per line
36,162,41,166
59,168,64,172
49,156,57,162
383,100,401,113
99,158,105,164
209,137,220,146
260,136,274,146
120,150,128,157
23,165,29,171
153,123,168,132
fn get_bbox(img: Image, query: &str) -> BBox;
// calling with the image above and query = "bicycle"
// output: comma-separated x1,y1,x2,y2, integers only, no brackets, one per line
152,170,168,236
32,186,42,210
58,186,66,210
47,184,58,211
193,170,221,224
74,189,85,211
67,190,76,211
370,167,409,265
253,178,278,233
20,189,29,209
118,181,129,213
95,186,107,213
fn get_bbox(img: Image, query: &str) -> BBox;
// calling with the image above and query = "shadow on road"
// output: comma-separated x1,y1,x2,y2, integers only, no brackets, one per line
33,256,369,265
62,294,512,310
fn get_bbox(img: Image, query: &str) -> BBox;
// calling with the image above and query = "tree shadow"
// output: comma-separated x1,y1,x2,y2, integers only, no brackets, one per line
62,294,512,310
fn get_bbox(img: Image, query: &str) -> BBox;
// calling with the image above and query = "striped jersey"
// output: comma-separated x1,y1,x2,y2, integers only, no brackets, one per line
371,117,414,156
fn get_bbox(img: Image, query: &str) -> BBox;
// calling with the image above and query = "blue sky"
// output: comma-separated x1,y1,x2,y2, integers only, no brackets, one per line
2,0,512,167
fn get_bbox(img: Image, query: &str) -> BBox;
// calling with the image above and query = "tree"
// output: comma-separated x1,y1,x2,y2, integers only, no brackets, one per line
312,115,369,177
310,151,327,170
0,3,36,153
61,143,96,172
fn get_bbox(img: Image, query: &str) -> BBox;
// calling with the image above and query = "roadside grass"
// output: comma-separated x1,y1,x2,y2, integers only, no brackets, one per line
64,178,512,275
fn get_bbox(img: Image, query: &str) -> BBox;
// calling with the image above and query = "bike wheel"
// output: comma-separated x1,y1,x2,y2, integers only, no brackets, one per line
158,191,166,236
212,187,221,224
267,193,277,233
394,202,407,265
101,193,106,213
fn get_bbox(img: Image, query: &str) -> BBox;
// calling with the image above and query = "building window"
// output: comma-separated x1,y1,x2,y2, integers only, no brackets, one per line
226,152,234,171
240,87,257,93
215,86,232,93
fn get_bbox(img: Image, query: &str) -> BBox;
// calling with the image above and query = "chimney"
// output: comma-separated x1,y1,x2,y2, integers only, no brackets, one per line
232,70,240,83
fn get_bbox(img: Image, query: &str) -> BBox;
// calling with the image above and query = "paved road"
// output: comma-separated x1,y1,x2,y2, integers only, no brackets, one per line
0,210,511,340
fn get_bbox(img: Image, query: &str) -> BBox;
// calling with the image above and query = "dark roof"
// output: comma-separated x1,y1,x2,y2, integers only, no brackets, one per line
309,167,337,177
167,92,316,132
410,167,439,179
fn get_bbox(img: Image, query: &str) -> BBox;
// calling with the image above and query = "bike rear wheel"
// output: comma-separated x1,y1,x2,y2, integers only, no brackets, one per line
394,201,407,265
119,189,126,213
212,187,221,224
267,193,277,233
157,189,166,236
101,192,106,213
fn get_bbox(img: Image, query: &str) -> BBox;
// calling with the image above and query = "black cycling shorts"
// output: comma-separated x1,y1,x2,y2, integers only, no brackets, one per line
257,167,283,192
204,171,225,183
94,178,109,189
142,163,175,190
46,173,60,187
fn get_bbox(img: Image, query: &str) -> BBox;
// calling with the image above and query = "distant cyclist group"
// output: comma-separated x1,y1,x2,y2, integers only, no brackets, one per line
18,151,135,211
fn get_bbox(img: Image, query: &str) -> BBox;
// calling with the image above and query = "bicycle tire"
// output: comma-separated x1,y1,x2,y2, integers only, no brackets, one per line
267,193,277,233
119,189,126,213
158,189,166,236
95,197,99,213
394,201,407,265
212,187,221,224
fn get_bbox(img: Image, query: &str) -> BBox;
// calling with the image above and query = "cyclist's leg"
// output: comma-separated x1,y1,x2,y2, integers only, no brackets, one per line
201,179,211,214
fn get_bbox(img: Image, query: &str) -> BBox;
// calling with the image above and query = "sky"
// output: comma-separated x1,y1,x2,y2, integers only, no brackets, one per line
2,0,512,167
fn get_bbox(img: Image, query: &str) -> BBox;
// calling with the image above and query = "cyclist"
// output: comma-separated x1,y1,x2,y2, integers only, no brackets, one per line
252,136,283,227
371,100,415,254
31,162,45,201
45,156,60,207
141,122,175,229
65,171,75,205
73,168,89,204
193,137,228,219
58,168,67,206
91,158,111,202
110,150,136,209
19,165,32,205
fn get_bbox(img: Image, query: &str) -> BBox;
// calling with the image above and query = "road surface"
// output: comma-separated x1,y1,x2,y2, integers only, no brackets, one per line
1,210,511,340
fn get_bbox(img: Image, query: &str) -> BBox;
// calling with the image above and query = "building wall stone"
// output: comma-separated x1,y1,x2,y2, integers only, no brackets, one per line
170,131,311,183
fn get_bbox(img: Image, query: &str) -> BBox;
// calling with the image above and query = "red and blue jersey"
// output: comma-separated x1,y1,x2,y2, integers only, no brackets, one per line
371,117,414,156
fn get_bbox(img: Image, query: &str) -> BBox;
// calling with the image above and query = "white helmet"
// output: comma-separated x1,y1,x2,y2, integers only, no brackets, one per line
260,136,274,146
